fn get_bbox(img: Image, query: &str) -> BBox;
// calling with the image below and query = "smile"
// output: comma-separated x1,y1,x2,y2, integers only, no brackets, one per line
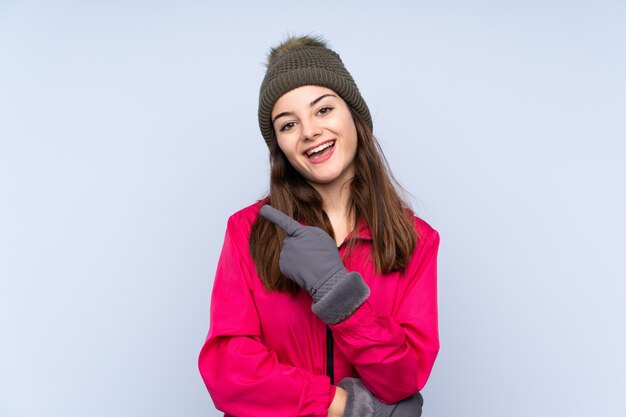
305,140,335,158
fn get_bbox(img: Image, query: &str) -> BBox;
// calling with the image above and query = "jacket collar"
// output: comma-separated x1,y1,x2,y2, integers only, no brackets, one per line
257,199,373,241
339,217,373,246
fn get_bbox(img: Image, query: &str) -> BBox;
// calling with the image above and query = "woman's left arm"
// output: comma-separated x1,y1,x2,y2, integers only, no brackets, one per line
330,227,440,404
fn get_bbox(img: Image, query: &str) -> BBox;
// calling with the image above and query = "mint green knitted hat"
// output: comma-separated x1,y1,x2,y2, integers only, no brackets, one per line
258,36,372,147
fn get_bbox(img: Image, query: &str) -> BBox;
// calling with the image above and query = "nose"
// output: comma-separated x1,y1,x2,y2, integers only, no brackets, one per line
301,118,322,141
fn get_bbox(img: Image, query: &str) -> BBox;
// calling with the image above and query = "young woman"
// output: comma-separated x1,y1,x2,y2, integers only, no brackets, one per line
199,36,440,417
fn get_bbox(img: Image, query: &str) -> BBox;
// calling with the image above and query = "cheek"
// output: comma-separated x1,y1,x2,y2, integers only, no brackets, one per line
276,138,305,172
276,137,295,157
346,124,358,156
337,112,358,146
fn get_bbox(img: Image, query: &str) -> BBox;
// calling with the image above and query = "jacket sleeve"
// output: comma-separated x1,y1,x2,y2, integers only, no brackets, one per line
330,225,440,404
198,215,335,417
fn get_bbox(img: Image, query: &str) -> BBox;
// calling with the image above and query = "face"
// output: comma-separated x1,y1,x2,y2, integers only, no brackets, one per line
271,85,358,189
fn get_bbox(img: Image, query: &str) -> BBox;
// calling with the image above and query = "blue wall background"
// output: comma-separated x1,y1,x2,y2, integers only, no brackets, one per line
1,1,624,416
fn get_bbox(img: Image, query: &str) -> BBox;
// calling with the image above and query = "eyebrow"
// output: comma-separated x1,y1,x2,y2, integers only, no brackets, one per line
271,94,337,124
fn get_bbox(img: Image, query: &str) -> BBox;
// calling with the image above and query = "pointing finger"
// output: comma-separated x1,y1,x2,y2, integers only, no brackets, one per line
259,205,303,236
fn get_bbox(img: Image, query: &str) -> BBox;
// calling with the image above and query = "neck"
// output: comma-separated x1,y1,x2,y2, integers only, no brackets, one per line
310,179,354,245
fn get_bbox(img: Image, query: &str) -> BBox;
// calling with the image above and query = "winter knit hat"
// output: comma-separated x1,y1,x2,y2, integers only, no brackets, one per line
258,35,372,147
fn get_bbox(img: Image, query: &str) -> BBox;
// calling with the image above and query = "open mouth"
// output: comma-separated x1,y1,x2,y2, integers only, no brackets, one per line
305,140,335,158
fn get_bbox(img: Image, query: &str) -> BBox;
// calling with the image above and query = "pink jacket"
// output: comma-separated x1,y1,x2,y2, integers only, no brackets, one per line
198,200,440,417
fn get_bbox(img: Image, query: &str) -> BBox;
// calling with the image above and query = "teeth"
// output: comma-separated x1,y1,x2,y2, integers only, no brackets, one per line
306,141,335,157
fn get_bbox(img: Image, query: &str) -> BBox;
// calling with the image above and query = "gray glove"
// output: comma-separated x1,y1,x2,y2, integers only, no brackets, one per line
259,205,370,324
339,378,423,417
391,392,423,417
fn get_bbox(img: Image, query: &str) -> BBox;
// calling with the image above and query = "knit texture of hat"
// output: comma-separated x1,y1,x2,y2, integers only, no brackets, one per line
258,36,372,146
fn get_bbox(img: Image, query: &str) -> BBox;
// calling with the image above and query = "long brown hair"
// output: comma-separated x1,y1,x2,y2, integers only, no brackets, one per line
249,108,418,292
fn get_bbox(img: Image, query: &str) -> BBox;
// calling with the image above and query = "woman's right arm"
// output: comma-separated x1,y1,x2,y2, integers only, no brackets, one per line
198,215,335,417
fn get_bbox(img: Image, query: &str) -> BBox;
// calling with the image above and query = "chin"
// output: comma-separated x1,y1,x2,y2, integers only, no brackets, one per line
309,170,339,182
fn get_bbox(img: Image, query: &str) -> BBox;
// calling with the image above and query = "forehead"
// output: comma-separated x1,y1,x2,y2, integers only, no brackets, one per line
272,85,339,115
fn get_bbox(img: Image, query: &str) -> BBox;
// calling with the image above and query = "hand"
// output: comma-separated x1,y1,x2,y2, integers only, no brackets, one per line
390,393,423,417
259,205,370,324
339,378,395,417
259,205,346,300
338,378,423,417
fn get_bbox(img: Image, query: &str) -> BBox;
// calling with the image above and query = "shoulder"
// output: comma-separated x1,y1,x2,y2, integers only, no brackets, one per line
403,208,439,242
225,199,266,235
218,200,267,261
401,212,440,277
404,209,440,258
413,216,439,243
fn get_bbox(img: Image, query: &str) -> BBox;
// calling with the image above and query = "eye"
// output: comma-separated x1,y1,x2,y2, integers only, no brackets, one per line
279,121,296,132
317,106,333,116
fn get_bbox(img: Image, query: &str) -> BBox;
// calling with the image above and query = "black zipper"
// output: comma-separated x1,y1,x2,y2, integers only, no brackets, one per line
326,245,342,384
326,325,334,384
